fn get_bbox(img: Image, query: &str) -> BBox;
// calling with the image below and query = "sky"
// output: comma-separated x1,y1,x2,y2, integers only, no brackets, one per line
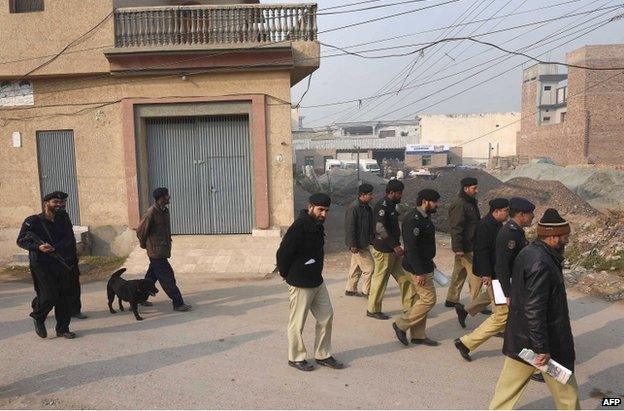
270,0,624,127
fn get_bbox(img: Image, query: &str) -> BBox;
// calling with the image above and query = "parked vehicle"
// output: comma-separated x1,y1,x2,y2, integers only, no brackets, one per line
359,159,381,175
325,159,342,172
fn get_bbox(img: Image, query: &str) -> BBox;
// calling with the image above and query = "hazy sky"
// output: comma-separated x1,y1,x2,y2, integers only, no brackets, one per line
270,0,624,127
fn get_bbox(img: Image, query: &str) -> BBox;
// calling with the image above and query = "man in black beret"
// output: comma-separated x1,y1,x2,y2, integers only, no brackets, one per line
392,189,441,347
344,183,375,297
445,177,481,308
277,193,343,372
17,191,78,339
367,180,416,320
136,187,191,312
490,208,579,409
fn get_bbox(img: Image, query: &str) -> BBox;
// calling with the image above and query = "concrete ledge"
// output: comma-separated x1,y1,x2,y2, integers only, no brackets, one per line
252,228,282,238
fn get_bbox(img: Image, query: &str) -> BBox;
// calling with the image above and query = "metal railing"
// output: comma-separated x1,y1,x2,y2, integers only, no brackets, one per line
114,4,317,48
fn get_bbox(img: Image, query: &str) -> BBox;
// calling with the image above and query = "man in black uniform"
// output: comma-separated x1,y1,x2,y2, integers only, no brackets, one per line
367,180,416,319
17,192,77,339
392,189,441,347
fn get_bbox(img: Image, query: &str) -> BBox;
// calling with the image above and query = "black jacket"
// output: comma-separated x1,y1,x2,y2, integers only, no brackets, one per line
401,208,436,275
372,197,401,253
448,192,481,253
495,219,528,297
344,199,374,250
503,240,575,371
16,212,77,265
276,209,325,288
472,213,502,278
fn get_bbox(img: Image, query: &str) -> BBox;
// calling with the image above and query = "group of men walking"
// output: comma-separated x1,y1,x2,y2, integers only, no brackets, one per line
277,176,579,409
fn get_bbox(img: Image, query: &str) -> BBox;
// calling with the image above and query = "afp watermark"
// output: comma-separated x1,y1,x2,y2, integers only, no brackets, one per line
602,397,622,407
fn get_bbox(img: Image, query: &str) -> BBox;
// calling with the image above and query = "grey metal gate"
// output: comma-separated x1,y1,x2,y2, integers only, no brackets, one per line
36,130,81,225
146,115,252,234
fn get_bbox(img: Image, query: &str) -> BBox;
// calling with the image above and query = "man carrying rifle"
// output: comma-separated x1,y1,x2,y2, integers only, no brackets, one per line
17,191,77,339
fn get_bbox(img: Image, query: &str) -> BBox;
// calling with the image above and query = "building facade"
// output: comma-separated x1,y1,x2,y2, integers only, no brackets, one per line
0,0,319,258
516,44,624,165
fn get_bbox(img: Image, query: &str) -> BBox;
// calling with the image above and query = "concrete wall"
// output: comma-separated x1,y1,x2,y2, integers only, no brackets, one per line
418,113,519,164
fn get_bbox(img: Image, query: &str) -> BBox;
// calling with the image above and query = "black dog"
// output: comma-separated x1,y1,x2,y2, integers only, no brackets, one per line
107,268,158,321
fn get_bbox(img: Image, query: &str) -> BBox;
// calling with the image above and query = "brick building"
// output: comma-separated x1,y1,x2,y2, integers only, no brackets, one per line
516,44,624,165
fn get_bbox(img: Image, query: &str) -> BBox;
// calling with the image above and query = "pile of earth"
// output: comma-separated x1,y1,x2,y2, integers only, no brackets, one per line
315,169,387,206
401,167,504,232
481,177,598,219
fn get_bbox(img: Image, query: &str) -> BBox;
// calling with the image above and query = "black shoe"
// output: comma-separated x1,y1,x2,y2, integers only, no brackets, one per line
531,374,545,383
454,338,472,362
316,356,344,369
33,318,47,338
345,290,363,297
481,309,492,315
455,304,468,328
140,301,153,307
361,293,369,298
411,337,440,346
288,360,314,371
367,311,389,320
445,300,458,308
56,331,77,339
392,322,408,346
72,312,88,319
495,332,505,338
173,304,192,312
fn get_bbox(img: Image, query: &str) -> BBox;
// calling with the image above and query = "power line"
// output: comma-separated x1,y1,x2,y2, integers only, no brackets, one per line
318,0,433,15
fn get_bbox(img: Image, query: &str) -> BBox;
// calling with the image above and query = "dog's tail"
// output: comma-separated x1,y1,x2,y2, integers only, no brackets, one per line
111,268,127,278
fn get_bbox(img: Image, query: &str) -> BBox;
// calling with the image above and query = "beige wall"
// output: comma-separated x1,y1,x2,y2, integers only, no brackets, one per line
418,113,520,163
0,70,294,229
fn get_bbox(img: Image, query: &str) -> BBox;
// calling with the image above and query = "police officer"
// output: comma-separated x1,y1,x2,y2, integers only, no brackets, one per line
367,180,416,320
454,197,534,362
344,183,375,297
392,189,441,347
17,191,77,339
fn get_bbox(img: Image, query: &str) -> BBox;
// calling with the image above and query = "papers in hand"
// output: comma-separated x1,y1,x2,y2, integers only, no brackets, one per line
304,258,316,265
492,279,507,305
518,348,572,385
433,268,450,286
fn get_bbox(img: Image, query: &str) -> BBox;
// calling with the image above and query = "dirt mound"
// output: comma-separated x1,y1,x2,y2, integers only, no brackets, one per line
481,177,598,219
401,167,504,232
315,169,387,206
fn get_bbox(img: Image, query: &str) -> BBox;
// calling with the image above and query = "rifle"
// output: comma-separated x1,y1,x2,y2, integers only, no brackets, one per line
25,231,74,272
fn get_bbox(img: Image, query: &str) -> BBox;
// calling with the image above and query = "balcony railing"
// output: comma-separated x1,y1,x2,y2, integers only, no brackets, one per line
114,4,318,48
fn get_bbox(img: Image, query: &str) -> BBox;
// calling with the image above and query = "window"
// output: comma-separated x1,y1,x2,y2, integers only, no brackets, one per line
544,85,552,91
400,131,409,137
556,86,567,104
10,0,44,13
560,112,566,123
304,156,315,167
379,129,396,138
543,116,551,122
422,155,432,166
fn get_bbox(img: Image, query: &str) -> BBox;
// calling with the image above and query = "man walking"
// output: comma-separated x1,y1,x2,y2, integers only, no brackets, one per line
392,189,441,347
367,180,416,320
136,187,191,312
17,192,77,339
445,177,485,309
455,197,534,362
490,209,579,410
277,193,343,372
344,183,375,297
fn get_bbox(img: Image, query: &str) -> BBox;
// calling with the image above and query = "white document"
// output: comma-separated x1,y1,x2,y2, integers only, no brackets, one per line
518,348,572,385
304,259,316,265
433,268,450,287
492,279,507,305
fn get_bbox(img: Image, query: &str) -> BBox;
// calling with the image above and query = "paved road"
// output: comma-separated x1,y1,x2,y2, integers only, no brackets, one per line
1,232,622,409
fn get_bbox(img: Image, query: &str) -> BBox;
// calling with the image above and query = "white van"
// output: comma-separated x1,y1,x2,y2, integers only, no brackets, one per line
342,160,358,170
325,159,342,172
359,159,381,175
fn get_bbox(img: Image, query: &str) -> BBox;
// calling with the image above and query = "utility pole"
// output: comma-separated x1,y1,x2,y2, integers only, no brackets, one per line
355,145,361,185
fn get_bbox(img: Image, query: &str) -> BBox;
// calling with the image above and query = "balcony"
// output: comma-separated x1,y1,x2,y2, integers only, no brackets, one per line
114,4,317,48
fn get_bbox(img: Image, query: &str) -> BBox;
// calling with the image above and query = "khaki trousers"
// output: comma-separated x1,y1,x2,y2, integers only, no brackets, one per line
490,357,580,410
446,253,487,304
465,281,494,316
345,248,374,294
460,286,508,351
395,273,436,339
287,282,333,362
367,248,417,313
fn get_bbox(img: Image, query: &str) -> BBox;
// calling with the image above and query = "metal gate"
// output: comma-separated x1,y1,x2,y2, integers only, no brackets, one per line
36,130,81,224
146,115,252,234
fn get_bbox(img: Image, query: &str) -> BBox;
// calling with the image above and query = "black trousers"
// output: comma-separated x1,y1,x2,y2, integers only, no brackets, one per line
32,264,81,316
145,258,184,307
29,262,72,332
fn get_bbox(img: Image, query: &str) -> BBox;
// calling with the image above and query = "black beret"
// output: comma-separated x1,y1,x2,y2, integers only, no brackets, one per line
43,191,68,201
386,179,404,193
488,197,509,210
461,177,478,187
509,197,535,212
540,208,567,225
152,187,169,200
417,189,440,202
358,183,374,195
309,193,331,207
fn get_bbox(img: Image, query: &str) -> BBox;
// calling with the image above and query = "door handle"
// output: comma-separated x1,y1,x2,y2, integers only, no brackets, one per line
211,186,217,193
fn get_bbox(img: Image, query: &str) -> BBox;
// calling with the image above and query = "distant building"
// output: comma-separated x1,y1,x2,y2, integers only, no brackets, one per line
517,44,624,165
